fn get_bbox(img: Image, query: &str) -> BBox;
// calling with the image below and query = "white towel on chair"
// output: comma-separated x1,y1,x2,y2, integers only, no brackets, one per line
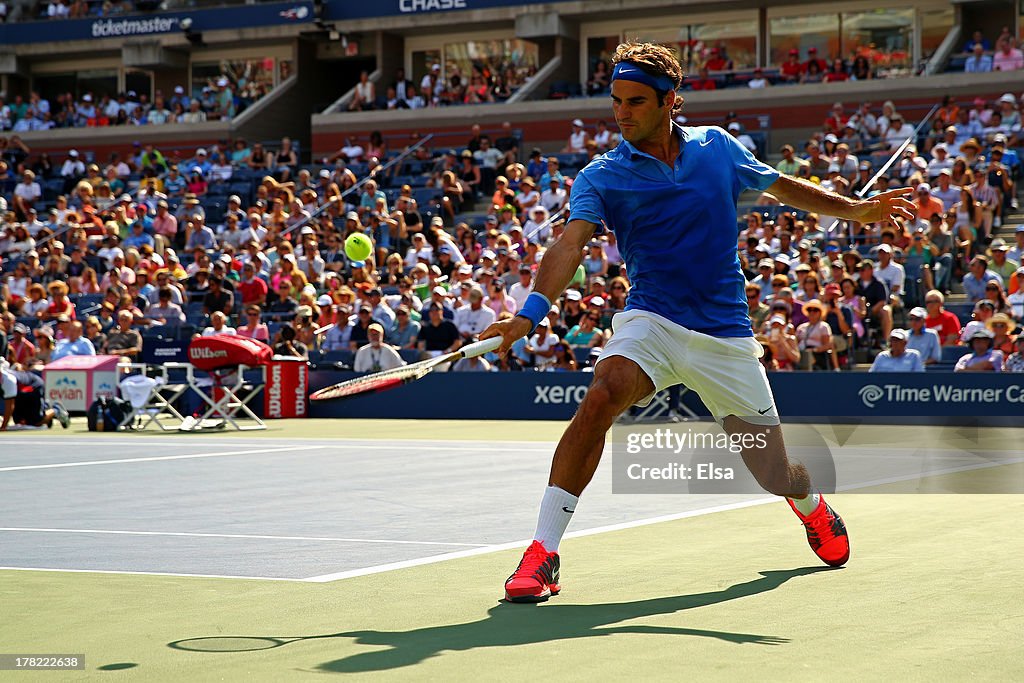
119,374,166,409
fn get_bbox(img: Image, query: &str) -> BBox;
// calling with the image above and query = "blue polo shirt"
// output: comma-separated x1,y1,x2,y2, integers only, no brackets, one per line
869,348,924,372
568,124,779,337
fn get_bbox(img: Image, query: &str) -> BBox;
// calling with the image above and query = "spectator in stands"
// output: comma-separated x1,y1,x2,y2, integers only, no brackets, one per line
418,304,460,359
780,48,802,82
964,30,991,53
146,287,185,328
234,305,268,342
1003,334,1024,371
922,289,962,345
1008,268,1024,318
728,122,757,155
964,43,993,73
320,305,353,351
349,71,375,111
102,310,141,360
988,238,1019,283
905,307,941,364
540,175,568,214
201,275,233,316
856,260,893,340
690,67,717,91
564,119,589,154
563,309,604,350
354,322,403,372
46,319,91,360
963,256,1004,302
849,56,872,81
961,299,996,343
884,114,915,150
824,60,849,83
6,324,35,366
987,312,1017,355
387,305,420,349
587,60,611,96
273,323,308,359
801,60,824,84
747,68,771,89
525,317,559,369
869,329,924,372
763,314,800,370
202,311,235,337
453,287,495,340
955,328,1003,371
775,145,807,176
704,46,731,71
993,40,1024,71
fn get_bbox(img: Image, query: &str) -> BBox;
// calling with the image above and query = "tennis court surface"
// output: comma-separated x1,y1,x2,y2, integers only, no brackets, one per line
2,420,1022,679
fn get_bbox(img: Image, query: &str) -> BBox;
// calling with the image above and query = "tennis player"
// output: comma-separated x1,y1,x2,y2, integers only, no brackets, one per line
481,42,914,603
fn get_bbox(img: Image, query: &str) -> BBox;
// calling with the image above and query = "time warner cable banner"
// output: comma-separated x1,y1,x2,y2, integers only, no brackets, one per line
308,370,1024,422
0,1,313,44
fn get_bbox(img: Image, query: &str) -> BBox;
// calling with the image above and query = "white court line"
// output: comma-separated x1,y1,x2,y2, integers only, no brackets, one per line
302,497,776,583
835,453,1024,492
0,566,307,582
0,445,326,472
304,453,1024,582
0,528,484,547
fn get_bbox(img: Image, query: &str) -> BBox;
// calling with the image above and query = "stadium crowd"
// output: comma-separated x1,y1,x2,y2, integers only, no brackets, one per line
349,61,536,111
0,78,266,131
3,92,1024,384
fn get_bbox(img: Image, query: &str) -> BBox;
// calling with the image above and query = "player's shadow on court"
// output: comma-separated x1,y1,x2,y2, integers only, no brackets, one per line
314,566,832,673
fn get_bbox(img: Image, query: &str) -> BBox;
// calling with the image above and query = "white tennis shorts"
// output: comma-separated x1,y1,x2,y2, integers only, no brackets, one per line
596,309,780,425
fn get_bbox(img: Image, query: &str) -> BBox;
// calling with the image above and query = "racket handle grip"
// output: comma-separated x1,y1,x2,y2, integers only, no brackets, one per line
460,336,503,359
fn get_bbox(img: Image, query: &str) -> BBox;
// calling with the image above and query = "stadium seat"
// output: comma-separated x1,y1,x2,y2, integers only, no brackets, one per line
75,294,105,316
942,345,968,364
549,81,571,99
399,348,421,364
323,349,355,366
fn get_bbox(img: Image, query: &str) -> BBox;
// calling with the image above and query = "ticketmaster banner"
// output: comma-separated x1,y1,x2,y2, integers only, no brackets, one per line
306,370,1024,421
0,1,313,44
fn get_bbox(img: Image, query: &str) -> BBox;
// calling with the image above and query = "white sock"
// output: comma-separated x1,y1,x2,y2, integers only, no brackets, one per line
533,485,578,552
789,492,821,516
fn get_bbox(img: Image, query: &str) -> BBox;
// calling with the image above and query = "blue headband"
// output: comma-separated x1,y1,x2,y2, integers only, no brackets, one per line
611,61,676,93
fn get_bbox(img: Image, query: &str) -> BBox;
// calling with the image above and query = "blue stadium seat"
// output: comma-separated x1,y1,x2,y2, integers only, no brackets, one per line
413,188,440,208
946,302,974,325
942,345,968,364
323,349,355,365
75,294,105,316
399,348,421,364
16,317,41,330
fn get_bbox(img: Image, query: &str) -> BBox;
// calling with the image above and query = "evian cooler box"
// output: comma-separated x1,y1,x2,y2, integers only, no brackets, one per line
264,356,309,419
44,355,122,411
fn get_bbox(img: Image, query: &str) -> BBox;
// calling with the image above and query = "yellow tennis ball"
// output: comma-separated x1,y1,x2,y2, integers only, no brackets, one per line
345,233,373,262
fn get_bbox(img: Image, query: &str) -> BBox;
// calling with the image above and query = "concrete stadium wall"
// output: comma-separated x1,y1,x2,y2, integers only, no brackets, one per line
312,70,1024,156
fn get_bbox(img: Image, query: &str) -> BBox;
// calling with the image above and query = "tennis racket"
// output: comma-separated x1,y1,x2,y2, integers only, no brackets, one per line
309,336,502,401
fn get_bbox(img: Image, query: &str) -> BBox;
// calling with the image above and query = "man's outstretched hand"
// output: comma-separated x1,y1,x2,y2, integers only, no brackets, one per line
849,188,915,226
480,316,533,356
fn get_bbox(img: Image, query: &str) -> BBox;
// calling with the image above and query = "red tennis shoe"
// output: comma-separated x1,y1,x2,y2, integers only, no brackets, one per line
788,495,850,567
504,540,560,603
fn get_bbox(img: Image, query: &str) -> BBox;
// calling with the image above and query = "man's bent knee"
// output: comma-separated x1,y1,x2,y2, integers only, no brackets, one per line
577,356,654,425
